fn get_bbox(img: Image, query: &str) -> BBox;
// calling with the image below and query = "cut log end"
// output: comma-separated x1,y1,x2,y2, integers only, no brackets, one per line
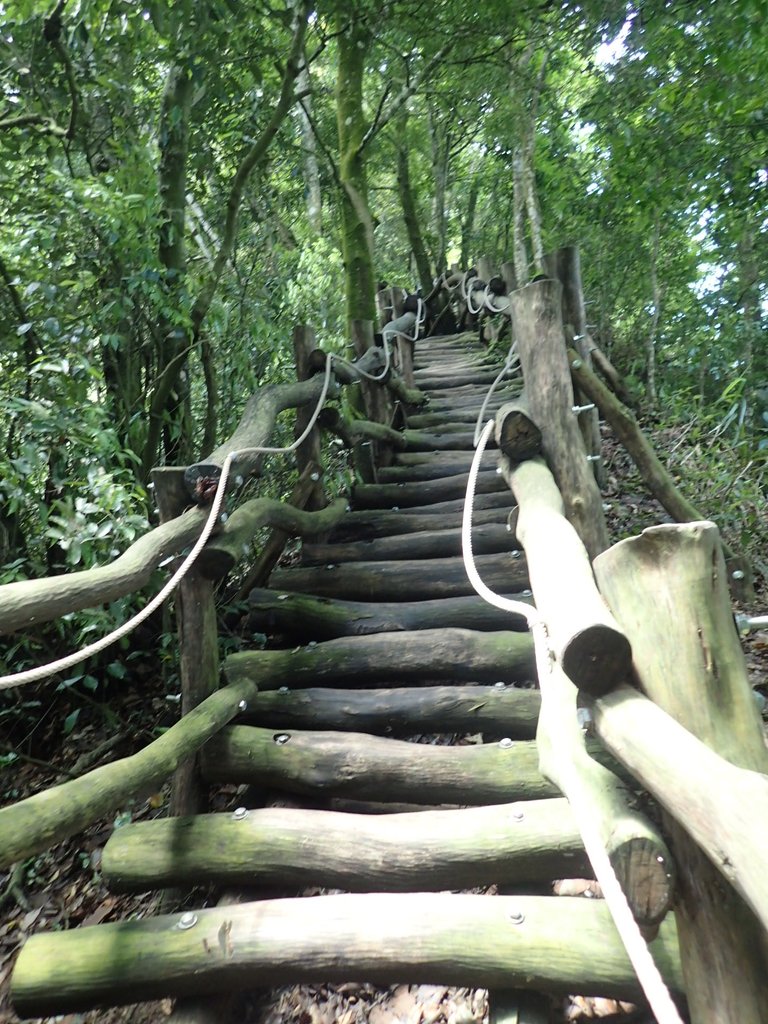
561,626,632,696
611,835,677,927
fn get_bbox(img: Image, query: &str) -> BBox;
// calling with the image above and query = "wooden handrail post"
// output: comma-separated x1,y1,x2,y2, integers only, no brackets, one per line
594,522,768,1023
292,324,325,510
542,245,604,487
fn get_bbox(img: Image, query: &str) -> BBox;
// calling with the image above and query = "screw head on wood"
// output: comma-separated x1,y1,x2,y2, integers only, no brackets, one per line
238,700,247,711
178,912,198,930
508,908,525,924
732,569,745,580
310,472,320,481
494,681,506,689
511,807,525,822
278,594,289,601
232,807,248,820
279,686,289,694
274,733,291,745
498,737,514,749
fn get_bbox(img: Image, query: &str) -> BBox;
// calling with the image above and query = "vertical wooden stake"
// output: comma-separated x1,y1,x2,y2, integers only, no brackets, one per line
292,324,325,511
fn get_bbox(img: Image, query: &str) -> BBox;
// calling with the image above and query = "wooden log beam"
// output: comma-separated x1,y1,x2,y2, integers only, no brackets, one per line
567,347,751,595
201,725,557,803
317,407,408,451
225,628,536,688
495,393,543,462
403,430,497,451
0,504,208,636
594,522,768,1021
195,497,347,580
0,678,258,869
588,683,768,942
535,651,674,927
268,551,528,602
301,522,517,565
10,893,683,1017
510,280,608,559
292,324,325,509
247,588,530,639
328,505,507,542
377,457,494,482
502,458,630,695
351,472,506,510
238,683,541,736
102,800,589,893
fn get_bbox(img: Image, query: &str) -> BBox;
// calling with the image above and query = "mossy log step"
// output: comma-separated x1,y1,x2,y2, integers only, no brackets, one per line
377,458,495,482
102,800,587,893
247,589,530,639
403,430,490,450
10,893,683,1017
268,551,528,602
393,449,486,466
238,683,540,736
414,370,516,389
406,411,489,428
301,523,517,565
328,505,506,542
225,628,536,688
201,725,556,803
351,473,506,510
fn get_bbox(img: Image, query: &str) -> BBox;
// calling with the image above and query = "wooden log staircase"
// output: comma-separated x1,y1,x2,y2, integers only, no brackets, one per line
9,330,684,1023
7,255,768,1024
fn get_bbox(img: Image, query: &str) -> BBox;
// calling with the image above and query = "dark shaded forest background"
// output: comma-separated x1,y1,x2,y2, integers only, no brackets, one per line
1,0,766,700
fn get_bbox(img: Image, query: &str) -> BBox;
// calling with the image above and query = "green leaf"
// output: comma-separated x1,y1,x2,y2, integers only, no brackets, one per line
63,709,80,735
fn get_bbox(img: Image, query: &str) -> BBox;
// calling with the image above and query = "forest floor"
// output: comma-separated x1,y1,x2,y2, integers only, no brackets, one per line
0,423,766,1024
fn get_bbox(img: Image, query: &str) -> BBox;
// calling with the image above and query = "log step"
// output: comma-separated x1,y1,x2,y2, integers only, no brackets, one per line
328,505,508,542
351,472,506,510
225,628,536,687
247,589,531,638
301,522,518,565
10,893,683,1018
200,725,557,803
268,550,528,602
102,800,587,893
236,682,541,735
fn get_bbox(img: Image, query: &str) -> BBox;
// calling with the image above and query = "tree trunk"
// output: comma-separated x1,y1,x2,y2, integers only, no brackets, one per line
336,17,376,331
396,111,433,294
646,214,661,410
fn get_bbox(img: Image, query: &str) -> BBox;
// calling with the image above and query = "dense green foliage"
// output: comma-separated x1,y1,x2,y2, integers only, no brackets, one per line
1,0,766,688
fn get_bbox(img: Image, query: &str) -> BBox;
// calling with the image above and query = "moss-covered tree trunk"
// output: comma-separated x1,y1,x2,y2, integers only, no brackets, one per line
396,111,433,294
336,17,377,331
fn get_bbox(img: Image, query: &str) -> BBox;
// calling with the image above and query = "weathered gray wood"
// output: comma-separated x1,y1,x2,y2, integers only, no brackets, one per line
502,458,630,695
535,641,674,928
301,522,517,565
10,894,683,1017
594,522,768,1021
510,279,609,559
238,683,540,736
377,455,495,482
102,800,588,892
329,504,507,542
202,725,558,803
589,683,768,942
225,628,536,688
542,246,603,486
351,471,506,510
495,393,543,462
269,551,528,602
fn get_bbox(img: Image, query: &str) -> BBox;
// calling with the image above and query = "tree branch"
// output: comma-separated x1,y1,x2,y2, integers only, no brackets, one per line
359,43,452,153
